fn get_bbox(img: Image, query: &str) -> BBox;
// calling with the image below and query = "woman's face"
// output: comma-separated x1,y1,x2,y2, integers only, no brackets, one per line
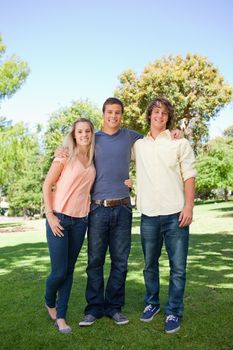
74,122,93,146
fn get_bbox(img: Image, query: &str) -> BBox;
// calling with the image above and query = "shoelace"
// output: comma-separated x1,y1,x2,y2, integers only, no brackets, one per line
115,313,125,319
166,315,178,322
144,304,153,312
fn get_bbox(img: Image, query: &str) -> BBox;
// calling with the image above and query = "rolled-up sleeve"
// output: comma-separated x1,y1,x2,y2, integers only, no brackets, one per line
179,139,197,181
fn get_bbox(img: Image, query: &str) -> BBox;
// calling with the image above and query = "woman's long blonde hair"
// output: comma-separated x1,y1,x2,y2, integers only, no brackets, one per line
63,118,95,167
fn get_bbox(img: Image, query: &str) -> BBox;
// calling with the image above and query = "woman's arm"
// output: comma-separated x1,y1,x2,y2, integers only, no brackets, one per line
43,161,65,236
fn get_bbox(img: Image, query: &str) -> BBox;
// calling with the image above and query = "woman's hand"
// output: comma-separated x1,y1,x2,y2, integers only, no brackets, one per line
47,213,64,237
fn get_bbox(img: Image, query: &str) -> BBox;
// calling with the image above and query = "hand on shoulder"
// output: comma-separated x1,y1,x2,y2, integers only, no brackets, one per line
54,146,69,158
170,129,184,140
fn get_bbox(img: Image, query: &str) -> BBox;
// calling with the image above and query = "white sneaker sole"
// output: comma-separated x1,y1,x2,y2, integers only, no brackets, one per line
79,319,96,326
115,319,129,325
165,325,180,334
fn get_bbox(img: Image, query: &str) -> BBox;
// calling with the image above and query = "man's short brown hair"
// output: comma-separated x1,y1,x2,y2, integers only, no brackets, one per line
102,97,124,114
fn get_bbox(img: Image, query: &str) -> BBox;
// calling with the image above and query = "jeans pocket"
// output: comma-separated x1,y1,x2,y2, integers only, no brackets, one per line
122,204,133,214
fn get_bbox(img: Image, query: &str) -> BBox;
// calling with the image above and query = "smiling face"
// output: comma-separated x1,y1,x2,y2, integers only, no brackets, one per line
74,122,93,147
150,103,169,132
102,103,123,133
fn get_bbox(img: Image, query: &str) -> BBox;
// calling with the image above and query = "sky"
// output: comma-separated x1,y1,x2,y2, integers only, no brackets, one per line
0,0,232,138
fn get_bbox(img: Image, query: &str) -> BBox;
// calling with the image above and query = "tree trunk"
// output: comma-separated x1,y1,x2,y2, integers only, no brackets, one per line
224,188,228,201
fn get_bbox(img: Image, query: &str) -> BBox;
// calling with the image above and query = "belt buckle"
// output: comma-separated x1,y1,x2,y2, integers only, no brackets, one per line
103,199,108,207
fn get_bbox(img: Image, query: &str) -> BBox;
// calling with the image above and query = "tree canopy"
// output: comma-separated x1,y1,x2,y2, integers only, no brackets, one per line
196,135,233,199
223,124,233,138
115,53,232,151
0,35,30,103
0,121,43,215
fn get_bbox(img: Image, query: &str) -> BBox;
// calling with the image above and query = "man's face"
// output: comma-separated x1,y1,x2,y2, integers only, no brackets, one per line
103,103,123,130
150,104,169,131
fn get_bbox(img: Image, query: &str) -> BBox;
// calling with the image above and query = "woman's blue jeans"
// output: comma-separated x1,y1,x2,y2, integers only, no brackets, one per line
45,213,87,319
140,212,189,318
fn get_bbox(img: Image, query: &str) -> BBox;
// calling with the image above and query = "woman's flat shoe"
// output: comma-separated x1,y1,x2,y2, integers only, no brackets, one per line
45,304,57,321
54,321,72,334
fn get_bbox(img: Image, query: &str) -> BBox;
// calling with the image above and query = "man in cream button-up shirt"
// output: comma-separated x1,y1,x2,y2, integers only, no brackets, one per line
134,129,196,217
133,97,196,334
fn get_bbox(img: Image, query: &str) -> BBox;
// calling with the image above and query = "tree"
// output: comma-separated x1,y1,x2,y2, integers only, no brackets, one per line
0,122,30,188
115,54,232,152
7,145,43,216
223,124,233,138
0,35,30,103
0,121,43,215
43,99,101,171
195,136,233,200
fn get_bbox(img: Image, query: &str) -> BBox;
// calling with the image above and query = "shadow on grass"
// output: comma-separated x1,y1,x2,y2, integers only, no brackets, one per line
210,205,233,218
210,206,233,212
0,233,233,350
0,233,233,295
0,222,22,228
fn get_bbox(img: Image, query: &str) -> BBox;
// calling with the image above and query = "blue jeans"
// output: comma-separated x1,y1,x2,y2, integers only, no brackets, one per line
140,212,189,318
45,213,87,319
85,203,132,318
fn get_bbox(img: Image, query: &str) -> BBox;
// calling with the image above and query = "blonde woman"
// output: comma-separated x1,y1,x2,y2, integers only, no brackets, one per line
43,118,96,333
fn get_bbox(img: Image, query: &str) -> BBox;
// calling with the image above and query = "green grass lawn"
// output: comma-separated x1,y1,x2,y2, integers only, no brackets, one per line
0,202,233,350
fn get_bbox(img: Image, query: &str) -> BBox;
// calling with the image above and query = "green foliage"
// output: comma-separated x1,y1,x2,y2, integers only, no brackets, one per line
43,99,101,171
0,116,12,130
0,122,31,186
0,35,30,102
0,121,43,214
223,124,233,137
196,135,233,199
115,53,233,151
7,151,43,216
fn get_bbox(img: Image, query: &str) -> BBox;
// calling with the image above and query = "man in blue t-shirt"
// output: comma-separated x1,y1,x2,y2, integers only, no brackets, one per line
79,98,142,326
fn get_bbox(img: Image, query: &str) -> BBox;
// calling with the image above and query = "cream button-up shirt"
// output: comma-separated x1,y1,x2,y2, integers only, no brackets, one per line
133,130,196,217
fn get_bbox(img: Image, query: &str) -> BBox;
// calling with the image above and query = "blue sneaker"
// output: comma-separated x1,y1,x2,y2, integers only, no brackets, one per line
165,315,180,333
112,312,129,325
140,304,160,322
79,314,97,326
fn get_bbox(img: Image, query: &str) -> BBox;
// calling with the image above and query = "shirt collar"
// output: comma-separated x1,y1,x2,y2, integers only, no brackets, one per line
146,129,171,140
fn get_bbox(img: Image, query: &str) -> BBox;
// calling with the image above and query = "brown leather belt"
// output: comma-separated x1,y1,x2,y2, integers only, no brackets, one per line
91,197,130,207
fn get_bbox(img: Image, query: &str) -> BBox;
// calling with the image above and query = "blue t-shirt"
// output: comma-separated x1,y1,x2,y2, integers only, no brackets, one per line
91,128,142,200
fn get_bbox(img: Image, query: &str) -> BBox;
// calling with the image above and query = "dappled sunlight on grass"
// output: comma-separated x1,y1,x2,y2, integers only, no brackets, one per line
0,201,233,349
191,201,233,235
